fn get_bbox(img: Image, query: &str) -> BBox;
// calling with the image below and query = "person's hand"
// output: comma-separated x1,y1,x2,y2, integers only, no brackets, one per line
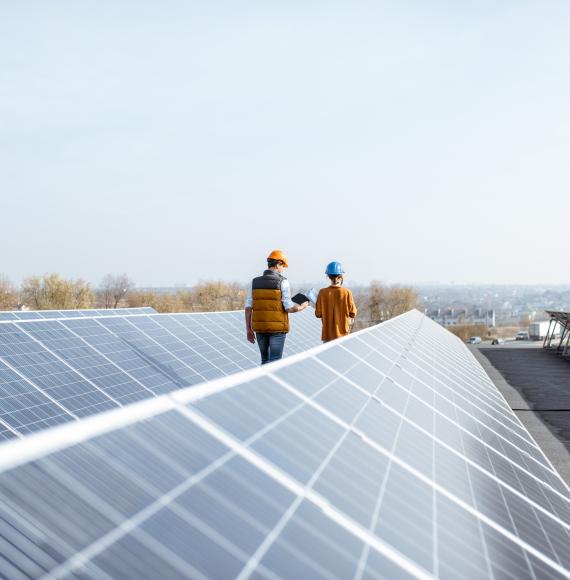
247,329,255,343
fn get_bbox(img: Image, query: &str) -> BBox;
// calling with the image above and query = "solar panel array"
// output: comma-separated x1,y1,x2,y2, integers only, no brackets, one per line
545,311,570,357
0,307,157,321
0,309,322,440
1,309,569,579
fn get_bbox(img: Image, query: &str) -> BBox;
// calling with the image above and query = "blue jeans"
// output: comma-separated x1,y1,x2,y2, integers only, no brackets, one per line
256,332,286,365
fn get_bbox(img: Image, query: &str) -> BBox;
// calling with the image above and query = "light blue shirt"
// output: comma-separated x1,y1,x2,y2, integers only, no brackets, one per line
245,277,295,310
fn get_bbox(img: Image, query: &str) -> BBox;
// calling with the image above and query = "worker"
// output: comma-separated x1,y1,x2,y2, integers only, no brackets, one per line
315,261,357,342
245,250,309,364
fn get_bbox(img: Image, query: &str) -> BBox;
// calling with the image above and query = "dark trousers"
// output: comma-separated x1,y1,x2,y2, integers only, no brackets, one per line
256,332,286,365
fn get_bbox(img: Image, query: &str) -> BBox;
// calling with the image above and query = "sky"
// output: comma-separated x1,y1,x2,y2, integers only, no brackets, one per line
1,1,570,288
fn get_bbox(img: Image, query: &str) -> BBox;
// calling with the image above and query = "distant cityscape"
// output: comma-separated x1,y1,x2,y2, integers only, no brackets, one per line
416,284,570,327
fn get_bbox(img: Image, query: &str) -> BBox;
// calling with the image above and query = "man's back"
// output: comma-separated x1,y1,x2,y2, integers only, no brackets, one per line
251,270,289,333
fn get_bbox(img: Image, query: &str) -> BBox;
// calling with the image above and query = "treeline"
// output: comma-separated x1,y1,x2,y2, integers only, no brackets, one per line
0,273,133,310
126,282,246,313
0,273,246,313
0,272,421,326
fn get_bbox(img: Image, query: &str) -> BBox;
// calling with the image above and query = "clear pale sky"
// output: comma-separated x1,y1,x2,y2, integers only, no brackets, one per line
1,1,569,287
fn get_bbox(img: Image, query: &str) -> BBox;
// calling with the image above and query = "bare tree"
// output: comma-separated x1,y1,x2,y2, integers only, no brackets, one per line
383,285,422,319
364,281,421,326
21,276,42,309
367,281,387,325
73,278,94,308
0,274,17,310
21,273,94,310
99,274,134,308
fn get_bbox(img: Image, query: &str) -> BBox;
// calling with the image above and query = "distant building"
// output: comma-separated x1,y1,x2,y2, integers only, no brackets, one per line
426,307,496,328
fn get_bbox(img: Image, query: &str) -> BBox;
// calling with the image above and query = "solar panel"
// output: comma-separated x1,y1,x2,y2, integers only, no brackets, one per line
0,310,322,437
0,310,568,578
545,310,570,357
0,307,158,321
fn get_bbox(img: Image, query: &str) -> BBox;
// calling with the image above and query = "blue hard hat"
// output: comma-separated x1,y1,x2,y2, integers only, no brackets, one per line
325,261,345,275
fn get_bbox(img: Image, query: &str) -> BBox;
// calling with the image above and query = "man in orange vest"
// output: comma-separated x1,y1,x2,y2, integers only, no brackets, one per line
245,250,309,364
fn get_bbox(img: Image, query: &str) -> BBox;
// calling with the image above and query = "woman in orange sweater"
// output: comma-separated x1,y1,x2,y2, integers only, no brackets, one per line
315,261,357,342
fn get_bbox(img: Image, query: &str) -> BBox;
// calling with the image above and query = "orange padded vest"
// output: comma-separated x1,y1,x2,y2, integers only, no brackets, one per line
251,270,289,333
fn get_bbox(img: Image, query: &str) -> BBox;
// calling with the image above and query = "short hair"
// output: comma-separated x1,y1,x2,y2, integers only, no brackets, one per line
267,259,282,268
328,274,343,285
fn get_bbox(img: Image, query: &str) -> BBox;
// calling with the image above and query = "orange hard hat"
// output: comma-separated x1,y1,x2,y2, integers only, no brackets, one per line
267,249,289,268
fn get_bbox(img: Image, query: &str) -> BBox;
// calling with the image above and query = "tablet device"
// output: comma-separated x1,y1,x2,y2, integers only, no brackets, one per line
291,293,309,305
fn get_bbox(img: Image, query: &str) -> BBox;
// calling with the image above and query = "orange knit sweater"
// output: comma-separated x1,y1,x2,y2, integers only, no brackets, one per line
315,285,357,342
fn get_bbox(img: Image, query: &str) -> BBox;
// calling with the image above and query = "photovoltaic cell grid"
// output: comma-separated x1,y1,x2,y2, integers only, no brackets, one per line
0,310,569,579
0,307,157,321
0,310,321,440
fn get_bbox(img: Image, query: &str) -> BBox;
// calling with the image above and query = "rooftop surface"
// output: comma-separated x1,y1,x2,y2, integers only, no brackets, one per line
473,341,570,485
